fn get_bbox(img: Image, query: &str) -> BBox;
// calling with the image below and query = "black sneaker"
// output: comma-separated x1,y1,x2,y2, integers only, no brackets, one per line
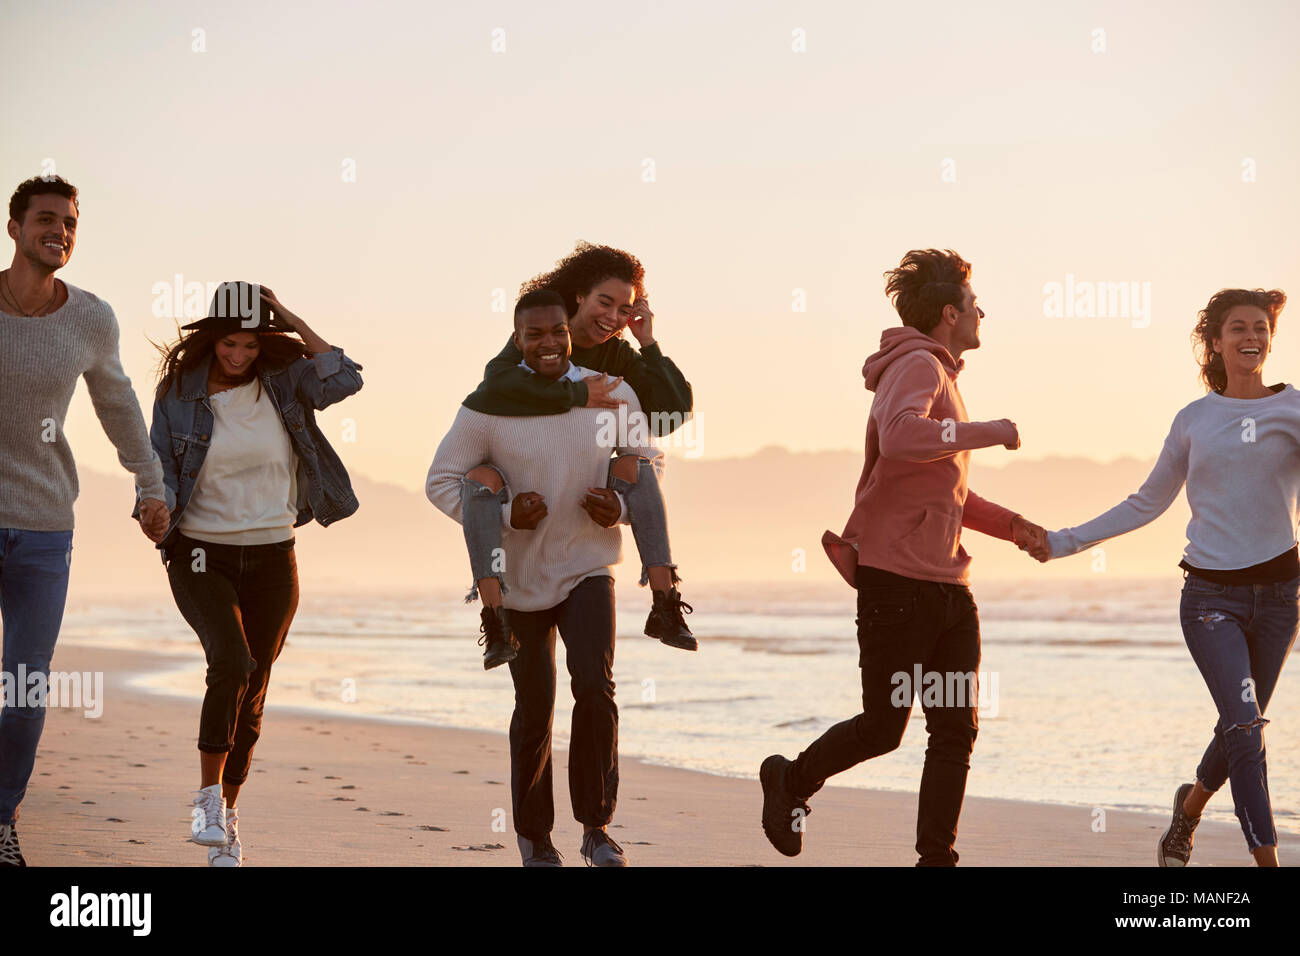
0,823,26,867
517,832,563,867
1158,782,1200,867
478,606,517,670
644,588,697,651
580,828,628,867
760,754,810,857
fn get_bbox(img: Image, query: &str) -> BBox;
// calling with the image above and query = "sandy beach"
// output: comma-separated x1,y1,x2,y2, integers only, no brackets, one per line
10,643,1283,868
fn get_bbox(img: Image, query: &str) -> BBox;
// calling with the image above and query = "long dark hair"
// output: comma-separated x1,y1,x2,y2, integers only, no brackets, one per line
1192,288,1287,393
151,327,310,402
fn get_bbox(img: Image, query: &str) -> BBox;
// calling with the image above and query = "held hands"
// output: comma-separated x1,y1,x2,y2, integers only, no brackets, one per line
581,488,621,528
1010,514,1051,563
510,492,548,530
583,373,626,410
137,498,170,543
627,297,655,347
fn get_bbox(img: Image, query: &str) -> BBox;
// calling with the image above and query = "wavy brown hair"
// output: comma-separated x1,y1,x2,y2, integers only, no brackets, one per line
151,327,311,403
1192,288,1287,393
519,241,646,320
883,248,972,334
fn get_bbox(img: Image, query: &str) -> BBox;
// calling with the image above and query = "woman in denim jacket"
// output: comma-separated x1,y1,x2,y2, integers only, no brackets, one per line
133,281,362,866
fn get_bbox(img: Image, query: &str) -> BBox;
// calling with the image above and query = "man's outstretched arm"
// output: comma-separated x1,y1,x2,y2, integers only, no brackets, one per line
875,356,1019,462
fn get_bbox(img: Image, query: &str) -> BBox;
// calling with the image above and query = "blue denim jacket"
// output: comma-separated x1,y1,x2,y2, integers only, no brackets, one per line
132,346,364,562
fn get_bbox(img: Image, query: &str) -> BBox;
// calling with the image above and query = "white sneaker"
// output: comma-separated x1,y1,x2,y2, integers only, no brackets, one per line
208,808,242,867
191,784,227,846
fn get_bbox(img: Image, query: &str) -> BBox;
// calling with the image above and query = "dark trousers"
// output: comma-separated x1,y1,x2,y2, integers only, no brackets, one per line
166,533,300,785
786,565,981,866
506,574,618,839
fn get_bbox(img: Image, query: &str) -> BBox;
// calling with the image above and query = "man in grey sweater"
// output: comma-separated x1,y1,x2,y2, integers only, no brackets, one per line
0,176,169,867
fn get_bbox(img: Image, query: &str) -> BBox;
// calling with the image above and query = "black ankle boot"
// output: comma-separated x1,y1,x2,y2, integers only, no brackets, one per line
644,587,697,651
478,606,517,670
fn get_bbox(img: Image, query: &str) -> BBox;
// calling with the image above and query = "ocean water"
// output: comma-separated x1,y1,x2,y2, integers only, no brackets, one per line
57,576,1300,840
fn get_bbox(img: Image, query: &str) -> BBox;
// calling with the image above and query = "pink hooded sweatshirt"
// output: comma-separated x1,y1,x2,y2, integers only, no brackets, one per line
822,326,1020,587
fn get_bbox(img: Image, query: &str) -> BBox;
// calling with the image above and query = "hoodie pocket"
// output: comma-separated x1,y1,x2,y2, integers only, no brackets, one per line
890,508,961,564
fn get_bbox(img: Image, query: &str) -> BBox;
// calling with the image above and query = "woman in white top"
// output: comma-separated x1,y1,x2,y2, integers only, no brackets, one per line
138,281,363,866
1029,287,1295,867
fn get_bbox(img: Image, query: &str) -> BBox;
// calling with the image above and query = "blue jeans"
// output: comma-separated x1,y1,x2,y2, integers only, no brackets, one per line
460,456,675,601
1179,572,1300,850
0,529,74,825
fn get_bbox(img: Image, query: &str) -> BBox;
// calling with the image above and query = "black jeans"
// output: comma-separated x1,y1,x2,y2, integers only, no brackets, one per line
786,565,981,866
506,574,618,839
166,532,300,785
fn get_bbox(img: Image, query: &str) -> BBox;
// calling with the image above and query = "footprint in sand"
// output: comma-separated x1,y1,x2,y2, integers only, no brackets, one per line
340,785,357,790
130,763,147,768
484,780,503,786
82,800,95,805
128,839,147,845
333,797,356,802
452,843,504,852
299,766,312,771
626,841,654,846
355,807,371,812
379,811,405,816
325,775,340,780
106,817,126,823
453,770,469,775
416,826,448,832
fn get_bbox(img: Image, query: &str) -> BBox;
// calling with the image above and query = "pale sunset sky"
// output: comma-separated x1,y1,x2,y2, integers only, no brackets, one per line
4,0,1298,490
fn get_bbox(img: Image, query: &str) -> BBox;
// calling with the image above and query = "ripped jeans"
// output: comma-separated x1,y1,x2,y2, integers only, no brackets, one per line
1179,572,1300,850
460,456,675,601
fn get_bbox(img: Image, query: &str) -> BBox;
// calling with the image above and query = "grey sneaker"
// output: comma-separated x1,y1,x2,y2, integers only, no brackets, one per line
1158,782,1200,867
518,832,563,867
0,823,25,867
581,828,628,867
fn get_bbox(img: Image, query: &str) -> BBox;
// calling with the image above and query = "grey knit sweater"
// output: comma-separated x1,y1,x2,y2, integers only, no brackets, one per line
0,280,165,531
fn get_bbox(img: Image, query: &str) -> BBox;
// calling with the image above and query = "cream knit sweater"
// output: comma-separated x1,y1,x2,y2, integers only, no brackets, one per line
426,367,663,611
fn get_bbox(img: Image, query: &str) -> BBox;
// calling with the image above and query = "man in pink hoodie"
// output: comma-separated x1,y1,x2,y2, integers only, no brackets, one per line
760,248,1046,866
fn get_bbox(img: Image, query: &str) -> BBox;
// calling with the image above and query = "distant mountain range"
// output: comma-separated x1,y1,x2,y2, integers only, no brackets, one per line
64,447,1189,599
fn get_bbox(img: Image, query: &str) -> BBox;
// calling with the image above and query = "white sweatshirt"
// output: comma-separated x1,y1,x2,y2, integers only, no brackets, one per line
1048,385,1300,569
426,366,662,611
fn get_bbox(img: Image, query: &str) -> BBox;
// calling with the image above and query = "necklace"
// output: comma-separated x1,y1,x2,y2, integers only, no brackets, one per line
0,271,60,316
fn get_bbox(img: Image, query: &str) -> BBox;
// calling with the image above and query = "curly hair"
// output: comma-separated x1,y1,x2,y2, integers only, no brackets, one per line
9,174,79,223
519,241,646,318
883,248,971,334
1192,288,1286,393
